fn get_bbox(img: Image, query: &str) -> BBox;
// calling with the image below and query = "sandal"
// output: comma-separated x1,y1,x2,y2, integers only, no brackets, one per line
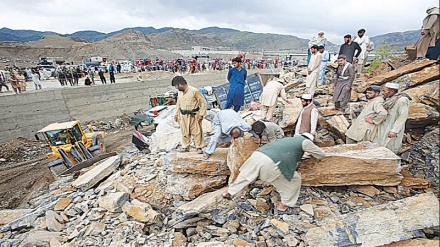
203,153,210,160
177,147,189,152
197,148,203,154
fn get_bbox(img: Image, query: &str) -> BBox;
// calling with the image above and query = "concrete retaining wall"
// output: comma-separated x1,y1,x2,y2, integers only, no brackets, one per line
0,72,232,143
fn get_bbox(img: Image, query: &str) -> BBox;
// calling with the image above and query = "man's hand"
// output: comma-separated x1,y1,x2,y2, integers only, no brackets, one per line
174,115,178,122
308,70,312,75
365,116,374,124
388,131,397,138
253,138,261,144
197,115,204,122
354,57,359,63
345,86,351,92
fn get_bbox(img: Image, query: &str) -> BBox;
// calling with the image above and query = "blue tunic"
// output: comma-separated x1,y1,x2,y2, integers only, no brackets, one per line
225,67,247,110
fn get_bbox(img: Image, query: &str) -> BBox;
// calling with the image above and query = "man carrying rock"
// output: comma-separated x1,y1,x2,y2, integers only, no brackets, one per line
251,120,284,145
373,83,410,154
345,85,387,144
332,54,355,115
259,77,291,121
173,76,207,154
222,133,326,212
204,109,253,159
306,45,322,96
294,94,319,137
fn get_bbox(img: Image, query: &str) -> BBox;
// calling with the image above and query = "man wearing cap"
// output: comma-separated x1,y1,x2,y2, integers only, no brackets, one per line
414,6,440,59
260,77,292,121
333,54,355,114
204,109,253,159
172,76,208,154
251,120,284,145
225,57,247,112
353,29,372,76
318,45,330,85
295,94,318,137
374,83,409,153
345,85,387,144
339,34,362,64
222,133,326,212
307,31,327,65
306,45,322,95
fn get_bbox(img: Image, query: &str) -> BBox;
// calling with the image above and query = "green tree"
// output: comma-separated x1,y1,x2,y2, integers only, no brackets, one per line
365,41,391,73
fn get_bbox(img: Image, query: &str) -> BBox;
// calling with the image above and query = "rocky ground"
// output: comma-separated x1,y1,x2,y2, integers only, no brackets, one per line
0,57,438,246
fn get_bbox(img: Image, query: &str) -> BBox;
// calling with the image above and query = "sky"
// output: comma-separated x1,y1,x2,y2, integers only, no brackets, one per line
0,0,438,43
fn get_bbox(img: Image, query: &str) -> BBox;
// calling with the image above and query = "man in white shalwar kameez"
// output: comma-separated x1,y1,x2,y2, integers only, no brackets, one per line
306,45,322,96
353,29,372,76
373,83,409,153
259,77,291,121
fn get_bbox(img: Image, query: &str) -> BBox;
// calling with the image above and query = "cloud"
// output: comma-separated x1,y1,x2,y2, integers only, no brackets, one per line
0,0,438,43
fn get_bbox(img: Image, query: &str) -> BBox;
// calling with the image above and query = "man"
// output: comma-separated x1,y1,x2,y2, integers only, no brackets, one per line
318,45,330,85
204,109,252,159
307,31,327,64
222,133,326,212
373,83,409,154
306,45,322,96
333,54,355,115
345,86,387,144
0,70,9,92
98,69,107,84
353,29,372,76
224,57,247,112
259,77,291,121
295,94,319,137
251,120,284,145
339,34,362,64
172,76,207,154
414,6,440,59
109,62,116,83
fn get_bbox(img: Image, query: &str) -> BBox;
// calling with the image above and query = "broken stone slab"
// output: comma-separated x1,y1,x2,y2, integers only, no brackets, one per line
54,197,72,211
45,210,64,232
279,97,303,129
382,238,439,247
97,192,129,212
350,185,381,197
72,155,121,191
0,209,32,226
165,173,227,200
196,242,226,247
406,102,440,129
20,230,63,247
318,106,340,117
84,221,106,236
403,80,439,104
227,137,259,184
325,115,349,140
398,64,440,90
365,59,438,86
298,142,403,186
165,148,230,176
305,192,440,247
122,199,160,223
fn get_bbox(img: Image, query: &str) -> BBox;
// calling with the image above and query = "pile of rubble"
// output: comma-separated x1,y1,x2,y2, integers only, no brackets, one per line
0,58,439,247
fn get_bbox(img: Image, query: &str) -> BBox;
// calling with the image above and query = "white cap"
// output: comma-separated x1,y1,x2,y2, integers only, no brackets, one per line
384,82,399,89
301,94,313,100
302,133,314,141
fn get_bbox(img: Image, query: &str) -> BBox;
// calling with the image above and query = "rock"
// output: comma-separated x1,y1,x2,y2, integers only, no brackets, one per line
284,235,299,247
350,90,358,102
382,186,398,194
227,137,259,184
1,201,57,232
382,238,439,247
350,185,381,197
166,173,227,200
298,142,403,186
313,206,337,221
172,232,187,247
365,59,437,86
166,149,230,175
270,219,289,235
299,204,314,216
399,64,440,89
196,242,225,247
21,230,63,247
149,121,181,153
233,238,254,246
97,192,129,212
54,197,72,211
403,80,438,105
318,106,340,117
45,210,64,232
399,177,431,189
279,97,303,129
406,103,439,129
0,209,32,226
305,192,440,246
49,237,62,247
84,221,106,236
122,199,160,223
72,155,121,191
325,115,349,140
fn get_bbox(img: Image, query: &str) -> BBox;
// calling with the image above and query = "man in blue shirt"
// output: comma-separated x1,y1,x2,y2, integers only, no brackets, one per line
224,57,247,112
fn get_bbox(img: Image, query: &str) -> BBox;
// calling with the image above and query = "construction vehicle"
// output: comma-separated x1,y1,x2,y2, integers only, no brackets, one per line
35,121,109,177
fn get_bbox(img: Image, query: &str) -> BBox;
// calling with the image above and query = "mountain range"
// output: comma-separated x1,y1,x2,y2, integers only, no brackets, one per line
0,26,420,52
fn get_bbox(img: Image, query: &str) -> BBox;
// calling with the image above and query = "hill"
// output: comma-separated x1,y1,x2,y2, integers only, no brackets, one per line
370,30,420,51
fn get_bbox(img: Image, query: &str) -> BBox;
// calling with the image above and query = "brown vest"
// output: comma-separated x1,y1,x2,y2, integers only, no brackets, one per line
299,104,316,134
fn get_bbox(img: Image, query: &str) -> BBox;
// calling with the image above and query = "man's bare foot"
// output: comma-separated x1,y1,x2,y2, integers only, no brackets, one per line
222,192,232,200
203,153,210,160
277,203,288,212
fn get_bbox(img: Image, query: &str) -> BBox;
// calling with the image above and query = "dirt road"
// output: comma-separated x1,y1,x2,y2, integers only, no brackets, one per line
0,128,134,209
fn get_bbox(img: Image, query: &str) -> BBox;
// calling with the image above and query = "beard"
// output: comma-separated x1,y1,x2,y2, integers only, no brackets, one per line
177,87,185,91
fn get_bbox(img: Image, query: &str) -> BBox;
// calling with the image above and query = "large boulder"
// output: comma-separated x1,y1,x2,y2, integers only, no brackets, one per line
72,155,121,191
166,173,227,200
227,137,259,184
165,149,230,176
